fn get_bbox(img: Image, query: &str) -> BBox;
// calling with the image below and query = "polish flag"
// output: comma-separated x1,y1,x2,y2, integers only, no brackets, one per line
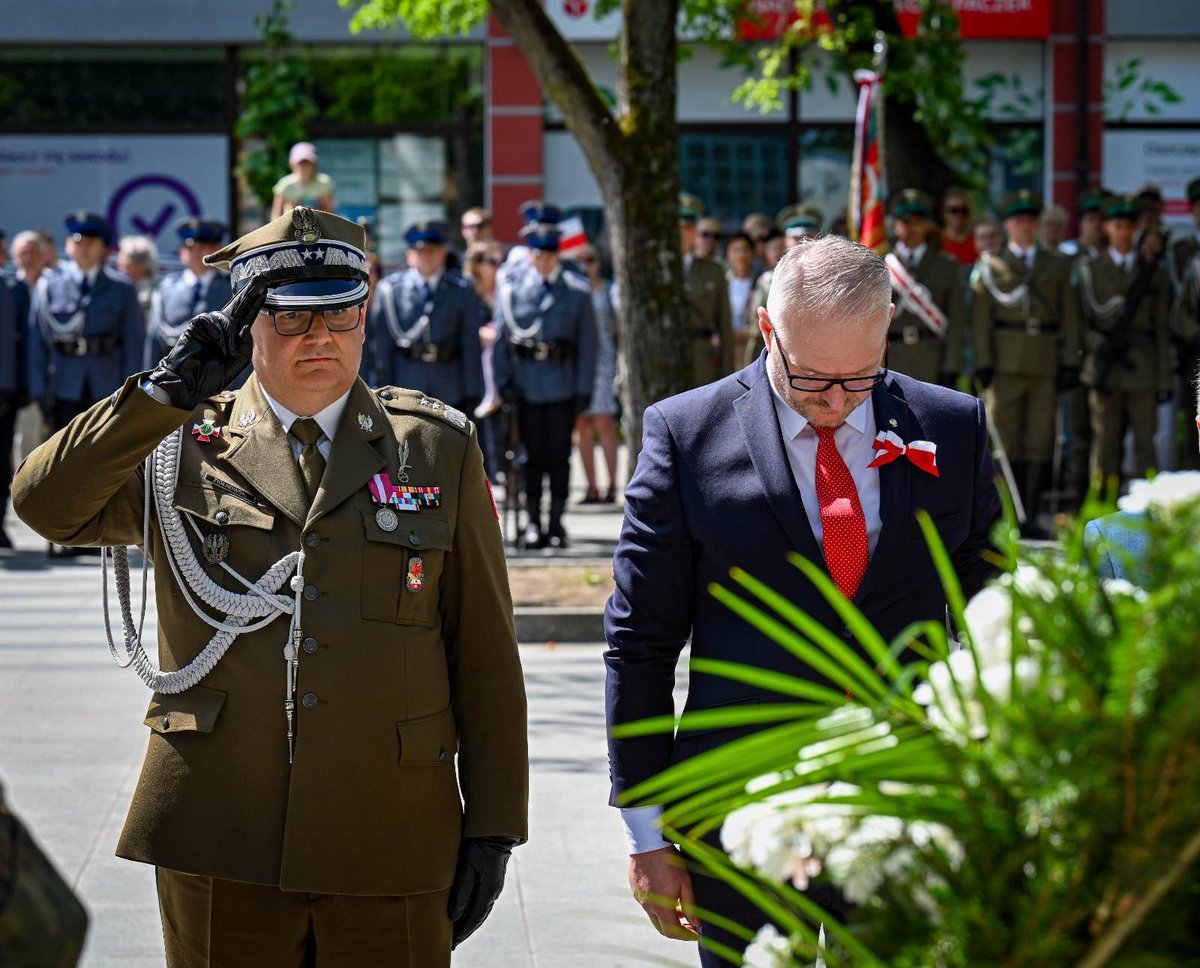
558,216,588,252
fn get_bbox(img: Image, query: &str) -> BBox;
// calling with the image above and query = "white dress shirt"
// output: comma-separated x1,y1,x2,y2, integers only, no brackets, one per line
727,275,754,331
621,381,884,853
1008,242,1036,268
68,263,101,289
261,385,351,462
1109,247,1135,274
893,241,927,269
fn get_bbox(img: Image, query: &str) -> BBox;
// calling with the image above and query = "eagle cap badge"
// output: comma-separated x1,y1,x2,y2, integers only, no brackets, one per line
292,207,321,244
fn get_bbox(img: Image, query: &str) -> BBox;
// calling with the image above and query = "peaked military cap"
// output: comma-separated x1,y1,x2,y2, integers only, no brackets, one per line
999,189,1042,219
775,204,823,237
176,217,226,246
1077,187,1112,215
1103,194,1140,221
204,207,368,311
404,219,450,247
1136,184,1163,203
1187,177,1200,204
65,211,114,247
518,199,563,252
889,189,934,219
678,193,704,224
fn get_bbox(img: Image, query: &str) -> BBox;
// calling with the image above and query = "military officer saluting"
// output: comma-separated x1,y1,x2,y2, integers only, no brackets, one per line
1077,194,1172,483
13,207,528,967
144,217,233,369
364,219,483,415
679,194,734,387
494,202,597,549
972,190,1082,536
28,211,144,430
884,189,965,386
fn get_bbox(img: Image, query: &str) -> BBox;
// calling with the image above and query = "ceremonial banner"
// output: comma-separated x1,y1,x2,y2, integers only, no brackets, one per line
850,68,887,253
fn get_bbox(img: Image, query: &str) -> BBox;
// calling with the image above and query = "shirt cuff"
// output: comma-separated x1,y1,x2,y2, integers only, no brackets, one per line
620,805,673,854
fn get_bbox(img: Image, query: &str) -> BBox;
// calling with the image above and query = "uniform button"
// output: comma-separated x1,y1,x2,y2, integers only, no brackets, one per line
161,716,171,730
303,584,319,601
438,749,448,761
302,636,319,655
215,510,230,526
379,390,393,400
409,532,421,547
304,532,321,548
302,693,318,709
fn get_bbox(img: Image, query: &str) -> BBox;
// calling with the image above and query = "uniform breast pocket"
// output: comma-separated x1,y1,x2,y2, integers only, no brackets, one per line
360,511,452,627
170,482,277,593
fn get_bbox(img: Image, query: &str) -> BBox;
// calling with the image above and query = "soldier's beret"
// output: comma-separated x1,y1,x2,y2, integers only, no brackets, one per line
1077,188,1112,215
678,193,704,223
64,211,114,247
999,189,1042,219
889,189,934,219
1188,177,1200,204
176,217,226,245
403,219,450,247
1103,194,1140,221
203,207,368,311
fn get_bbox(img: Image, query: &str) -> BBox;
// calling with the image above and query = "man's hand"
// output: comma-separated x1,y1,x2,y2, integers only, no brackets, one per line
447,836,519,949
147,276,267,410
629,845,700,940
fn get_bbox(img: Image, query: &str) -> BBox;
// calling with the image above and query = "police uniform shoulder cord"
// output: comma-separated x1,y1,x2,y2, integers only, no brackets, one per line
102,427,308,761
499,277,553,342
1075,260,1124,322
35,275,88,341
150,285,192,346
978,254,1030,312
381,277,433,347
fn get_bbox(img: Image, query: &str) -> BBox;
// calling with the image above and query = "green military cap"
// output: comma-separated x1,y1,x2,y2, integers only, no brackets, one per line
775,204,823,237
678,193,704,224
889,188,934,219
1136,184,1163,203
1187,177,1200,203
1102,194,1140,221
205,207,368,311
999,189,1042,219
1077,187,1112,215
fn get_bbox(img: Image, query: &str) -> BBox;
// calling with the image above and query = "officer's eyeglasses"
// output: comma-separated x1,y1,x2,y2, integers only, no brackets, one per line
772,329,886,393
700,231,722,240
260,305,363,336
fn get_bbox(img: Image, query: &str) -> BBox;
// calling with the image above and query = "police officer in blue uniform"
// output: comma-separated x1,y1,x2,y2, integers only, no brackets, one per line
0,273,29,548
28,212,144,430
365,220,484,415
494,203,597,549
144,217,234,373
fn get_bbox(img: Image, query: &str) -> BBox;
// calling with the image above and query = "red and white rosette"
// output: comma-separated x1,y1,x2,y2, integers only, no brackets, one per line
867,430,939,477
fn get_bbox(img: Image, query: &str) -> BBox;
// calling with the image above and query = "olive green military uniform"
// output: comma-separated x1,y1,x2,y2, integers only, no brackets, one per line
742,270,771,366
13,371,528,966
1172,253,1200,469
885,245,965,384
971,245,1082,463
1078,250,1172,479
685,254,734,387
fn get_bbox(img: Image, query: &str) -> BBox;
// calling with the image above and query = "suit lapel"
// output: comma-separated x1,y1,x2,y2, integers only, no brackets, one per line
734,366,824,566
224,375,311,529
307,380,386,525
855,378,913,603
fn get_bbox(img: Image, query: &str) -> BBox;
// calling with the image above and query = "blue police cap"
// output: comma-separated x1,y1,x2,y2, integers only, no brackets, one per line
517,200,562,251
177,217,226,246
64,211,114,247
404,219,450,247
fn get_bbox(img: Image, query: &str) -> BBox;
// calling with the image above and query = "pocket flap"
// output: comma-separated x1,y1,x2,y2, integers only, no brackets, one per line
396,707,457,764
173,482,275,531
145,685,228,734
361,509,452,551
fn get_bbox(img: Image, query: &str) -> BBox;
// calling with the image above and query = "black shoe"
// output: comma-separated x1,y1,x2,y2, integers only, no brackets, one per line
578,489,601,505
601,486,617,504
547,531,568,550
522,522,544,549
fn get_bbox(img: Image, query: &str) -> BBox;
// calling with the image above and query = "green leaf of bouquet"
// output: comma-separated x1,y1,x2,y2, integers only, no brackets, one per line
687,657,849,704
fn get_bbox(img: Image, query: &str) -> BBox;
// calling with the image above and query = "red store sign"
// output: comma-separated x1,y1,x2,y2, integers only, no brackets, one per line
740,0,1051,40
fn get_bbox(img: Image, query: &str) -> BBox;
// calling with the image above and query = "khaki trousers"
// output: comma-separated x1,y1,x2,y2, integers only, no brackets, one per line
986,374,1057,463
1089,388,1159,481
156,868,452,968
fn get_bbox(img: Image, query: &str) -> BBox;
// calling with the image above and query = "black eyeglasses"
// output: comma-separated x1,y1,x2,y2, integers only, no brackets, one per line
700,231,722,239
945,205,970,216
469,255,502,267
259,305,363,336
772,329,886,393
461,221,489,231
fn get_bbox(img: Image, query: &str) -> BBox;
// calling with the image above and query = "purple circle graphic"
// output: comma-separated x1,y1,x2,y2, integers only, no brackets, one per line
107,174,202,241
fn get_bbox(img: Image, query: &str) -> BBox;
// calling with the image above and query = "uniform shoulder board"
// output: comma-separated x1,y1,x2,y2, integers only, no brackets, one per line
561,270,591,293
375,387,471,433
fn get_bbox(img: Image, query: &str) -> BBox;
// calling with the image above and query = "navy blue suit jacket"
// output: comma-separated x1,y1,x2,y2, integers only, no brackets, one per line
604,355,1001,805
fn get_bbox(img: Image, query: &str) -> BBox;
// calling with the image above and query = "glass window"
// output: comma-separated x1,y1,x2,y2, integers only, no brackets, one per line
680,131,790,225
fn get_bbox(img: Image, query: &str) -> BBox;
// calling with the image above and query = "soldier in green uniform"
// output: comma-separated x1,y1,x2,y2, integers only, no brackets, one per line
13,208,528,967
883,189,965,386
679,194,734,387
1077,195,1172,482
741,207,822,366
972,189,1082,536
1169,178,1200,468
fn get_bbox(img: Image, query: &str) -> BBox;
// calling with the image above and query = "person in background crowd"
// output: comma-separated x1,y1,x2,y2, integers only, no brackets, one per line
971,190,1081,538
972,218,1004,258
694,218,724,262
725,232,757,361
760,228,786,271
1063,189,1111,259
1167,177,1200,293
1136,185,1168,241
11,231,47,288
35,230,59,272
940,188,979,266
1172,227,1200,469
884,189,964,387
0,229,7,271
565,241,620,505
1077,195,1172,485
742,210,821,366
271,141,335,219
741,212,773,273
0,273,29,549
464,238,506,482
493,201,597,549
1038,205,1069,253
144,218,232,373
116,235,159,317
461,207,494,248
679,194,734,388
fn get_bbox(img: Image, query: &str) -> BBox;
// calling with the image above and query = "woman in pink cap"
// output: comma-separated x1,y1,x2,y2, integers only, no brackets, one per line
271,141,335,218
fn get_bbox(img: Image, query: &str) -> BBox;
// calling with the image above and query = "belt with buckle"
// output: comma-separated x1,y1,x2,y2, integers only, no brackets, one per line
53,335,119,357
401,342,458,363
513,340,573,363
997,320,1058,336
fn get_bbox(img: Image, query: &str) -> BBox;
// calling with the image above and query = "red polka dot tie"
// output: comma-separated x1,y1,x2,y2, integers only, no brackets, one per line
813,424,869,599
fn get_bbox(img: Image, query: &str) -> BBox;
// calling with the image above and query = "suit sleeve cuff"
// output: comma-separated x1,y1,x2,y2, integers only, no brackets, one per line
620,804,673,854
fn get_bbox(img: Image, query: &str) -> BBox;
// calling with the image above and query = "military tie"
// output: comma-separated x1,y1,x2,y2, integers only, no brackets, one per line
79,274,91,299
190,277,204,314
291,417,326,503
422,281,433,305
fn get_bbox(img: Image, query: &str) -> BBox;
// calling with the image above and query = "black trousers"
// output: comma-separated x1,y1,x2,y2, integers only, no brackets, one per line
517,399,574,525
0,394,18,527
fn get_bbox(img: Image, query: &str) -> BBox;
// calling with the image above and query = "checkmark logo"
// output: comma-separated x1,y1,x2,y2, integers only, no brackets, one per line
131,203,177,237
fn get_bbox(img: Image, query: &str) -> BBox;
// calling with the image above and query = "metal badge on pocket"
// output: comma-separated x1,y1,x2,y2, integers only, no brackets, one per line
203,531,229,564
406,556,424,593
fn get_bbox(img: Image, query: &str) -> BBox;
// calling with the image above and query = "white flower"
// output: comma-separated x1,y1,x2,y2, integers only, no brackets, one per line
743,924,798,968
1101,577,1148,603
1118,470,1200,516
962,585,1012,669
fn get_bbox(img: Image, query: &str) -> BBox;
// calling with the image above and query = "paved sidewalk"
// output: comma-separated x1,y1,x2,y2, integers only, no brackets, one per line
0,508,695,968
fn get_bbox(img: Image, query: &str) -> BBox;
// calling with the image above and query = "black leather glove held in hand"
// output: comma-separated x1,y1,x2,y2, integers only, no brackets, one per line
447,836,520,949
147,276,268,410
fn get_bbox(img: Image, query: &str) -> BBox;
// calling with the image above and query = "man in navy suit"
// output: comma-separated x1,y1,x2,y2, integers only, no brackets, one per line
605,236,1001,965
28,211,144,430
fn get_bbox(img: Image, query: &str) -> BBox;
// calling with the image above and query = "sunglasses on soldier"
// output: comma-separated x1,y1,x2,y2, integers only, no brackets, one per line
259,304,364,336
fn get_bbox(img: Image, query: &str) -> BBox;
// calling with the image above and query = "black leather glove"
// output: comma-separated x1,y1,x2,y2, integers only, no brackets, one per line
937,371,959,389
574,394,591,417
1056,366,1081,393
447,835,520,949
974,367,994,390
147,276,267,410
1157,388,1174,404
